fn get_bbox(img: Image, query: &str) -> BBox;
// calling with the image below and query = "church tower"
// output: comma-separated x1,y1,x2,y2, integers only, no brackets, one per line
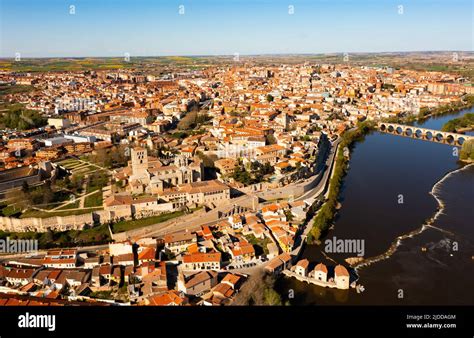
131,147,148,177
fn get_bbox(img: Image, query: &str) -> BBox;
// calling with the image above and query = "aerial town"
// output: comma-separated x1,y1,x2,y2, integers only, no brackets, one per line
0,59,472,306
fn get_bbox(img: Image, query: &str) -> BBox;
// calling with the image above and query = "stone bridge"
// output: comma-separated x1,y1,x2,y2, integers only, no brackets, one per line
377,122,474,146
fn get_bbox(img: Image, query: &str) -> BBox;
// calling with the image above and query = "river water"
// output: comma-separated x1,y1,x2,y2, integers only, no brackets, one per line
276,108,474,305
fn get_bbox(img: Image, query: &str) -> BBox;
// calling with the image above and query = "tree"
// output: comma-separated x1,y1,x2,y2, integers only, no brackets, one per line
460,139,474,161
266,134,277,145
0,106,47,130
232,165,252,185
41,181,54,205
21,181,29,194
264,288,283,305
233,270,282,305
197,151,215,168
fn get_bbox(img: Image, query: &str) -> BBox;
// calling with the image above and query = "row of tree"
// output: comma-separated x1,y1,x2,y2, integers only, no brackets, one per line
308,121,374,243
442,113,474,132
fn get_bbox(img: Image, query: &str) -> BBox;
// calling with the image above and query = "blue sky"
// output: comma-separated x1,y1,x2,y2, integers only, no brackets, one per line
0,0,472,57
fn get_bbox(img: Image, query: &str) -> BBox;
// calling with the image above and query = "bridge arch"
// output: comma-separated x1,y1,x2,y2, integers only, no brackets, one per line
378,123,474,145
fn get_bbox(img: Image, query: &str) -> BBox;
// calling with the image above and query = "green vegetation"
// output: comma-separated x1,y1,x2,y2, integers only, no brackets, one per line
2,173,105,218
233,270,284,306
5,181,76,213
460,139,474,162
416,95,474,122
82,145,128,169
111,210,185,233
244,234,272,255
0,105,47,130
170,131,188,139
442,113,474,132
0,58,136,73
85,191,103,208
177,111,212,130
0,204,21,217
197,151,216,169
0,224,111,249
86,171,109,193
263,287,283,305
89,290,114,300
232,161,274,185
0,84,35,96
266,134,277,145
56,200,80,210
0,84,45,130
308,121,375,243
20,207,101,218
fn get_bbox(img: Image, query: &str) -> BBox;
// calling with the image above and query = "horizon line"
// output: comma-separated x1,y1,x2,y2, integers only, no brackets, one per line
1,50,472,60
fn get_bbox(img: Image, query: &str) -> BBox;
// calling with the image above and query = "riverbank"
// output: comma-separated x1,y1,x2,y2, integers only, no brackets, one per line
381,95,474,126
417,95,474,123
280,105,474,305
307,121,375,243
309,99,474,245
441,113,474,132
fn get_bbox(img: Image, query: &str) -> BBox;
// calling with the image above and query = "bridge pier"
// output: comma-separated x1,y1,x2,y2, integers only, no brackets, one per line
377,122,472,146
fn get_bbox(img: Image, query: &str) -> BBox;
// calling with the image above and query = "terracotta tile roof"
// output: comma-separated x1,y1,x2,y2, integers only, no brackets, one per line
182,252,221,263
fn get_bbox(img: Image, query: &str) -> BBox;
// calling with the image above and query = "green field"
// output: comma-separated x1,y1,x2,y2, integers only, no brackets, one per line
20,207,102,218
0,58,134,72
0,56,213,73
84,191,103,208
56,200,81,210
0,84,36,96
111,211,185,233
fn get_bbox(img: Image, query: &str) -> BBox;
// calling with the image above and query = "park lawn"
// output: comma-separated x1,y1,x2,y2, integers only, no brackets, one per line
112,211,185,233
84,191,103,208
73,167,95,175
69,162,89,169
0,204,21,217
57,159,80,166
20,207,102,218
86,175,110,193
68,162,91,170
56,200,80,210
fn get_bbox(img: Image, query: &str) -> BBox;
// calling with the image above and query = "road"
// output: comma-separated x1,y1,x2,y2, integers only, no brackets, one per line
296,136,341,203
0,136,343,260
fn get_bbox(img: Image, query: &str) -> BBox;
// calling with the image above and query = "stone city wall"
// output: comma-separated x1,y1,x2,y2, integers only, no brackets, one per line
0,213,94,232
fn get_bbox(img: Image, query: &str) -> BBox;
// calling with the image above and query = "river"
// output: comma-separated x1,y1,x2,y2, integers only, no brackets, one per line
275,108,474,305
